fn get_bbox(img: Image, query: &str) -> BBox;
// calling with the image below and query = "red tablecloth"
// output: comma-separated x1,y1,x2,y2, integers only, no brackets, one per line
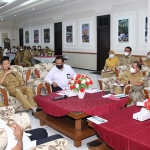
35,91,129,117
93,105,150,150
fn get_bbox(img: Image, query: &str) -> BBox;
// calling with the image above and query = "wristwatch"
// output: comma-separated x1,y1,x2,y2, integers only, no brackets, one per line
128,81,130,84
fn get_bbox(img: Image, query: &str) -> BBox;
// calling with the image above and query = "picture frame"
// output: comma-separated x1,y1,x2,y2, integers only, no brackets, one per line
139,9,148,51
112,11,135,51
24,27,31,46
42,24,54,50
31,26,41,46
63,20,77,49
78,17,94,49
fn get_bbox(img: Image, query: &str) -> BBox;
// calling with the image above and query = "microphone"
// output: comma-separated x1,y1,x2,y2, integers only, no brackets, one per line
52,95,67,100
8,68,16,77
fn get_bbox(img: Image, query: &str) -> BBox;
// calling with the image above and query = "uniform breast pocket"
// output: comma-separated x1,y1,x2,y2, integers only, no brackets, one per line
123,75,129,81
67,74,71,79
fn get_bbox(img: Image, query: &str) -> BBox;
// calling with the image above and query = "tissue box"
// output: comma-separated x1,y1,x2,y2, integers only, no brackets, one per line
133,108,150,121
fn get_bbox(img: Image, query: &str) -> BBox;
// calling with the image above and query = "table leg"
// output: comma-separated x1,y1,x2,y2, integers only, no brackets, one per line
74,139,81,147
40,120,46,126
75,119,82,129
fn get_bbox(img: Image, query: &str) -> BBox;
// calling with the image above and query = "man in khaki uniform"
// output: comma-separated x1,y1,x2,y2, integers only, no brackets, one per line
0,58,38,112
31,46,40,65
119,46,136,66
114,61,143,94
22,46,32,66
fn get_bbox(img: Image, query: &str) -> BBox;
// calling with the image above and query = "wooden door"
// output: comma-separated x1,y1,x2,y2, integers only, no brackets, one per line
19,28,23,47
54,22,62,55
97,15,110,71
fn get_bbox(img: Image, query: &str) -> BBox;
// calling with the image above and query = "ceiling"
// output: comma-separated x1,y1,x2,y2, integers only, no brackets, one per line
0,0,76,21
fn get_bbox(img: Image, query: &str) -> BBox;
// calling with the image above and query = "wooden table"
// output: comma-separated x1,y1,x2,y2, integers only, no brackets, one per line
35,92,129,147
35,111,95,147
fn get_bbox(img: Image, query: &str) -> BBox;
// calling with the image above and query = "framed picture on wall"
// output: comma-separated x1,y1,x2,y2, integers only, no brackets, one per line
24,27,31,46
44,28,50,43
25,31,29,43
63,20,77,48
32,26,41,46
66,25,73,43
118,19,129,43
34,30,39,43
78,17,94,49
113,11,135,51
82,24,90,43
139,9,148,51
42,24,54,49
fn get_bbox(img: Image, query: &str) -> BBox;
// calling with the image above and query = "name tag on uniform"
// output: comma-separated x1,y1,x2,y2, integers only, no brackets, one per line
67,74,71,79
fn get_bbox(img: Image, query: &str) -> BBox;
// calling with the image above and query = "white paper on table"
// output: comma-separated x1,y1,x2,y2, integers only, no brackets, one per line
56,92,66,96
136,99,148,106
85,88,101,93
87,116,108,125
102,94,113,98
113,83,124,87
65,90,77,97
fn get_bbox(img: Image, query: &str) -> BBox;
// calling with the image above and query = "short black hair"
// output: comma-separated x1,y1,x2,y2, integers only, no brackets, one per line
27,46,31,50
133,60,142,70
1,57,10,64
125,46,132,52
55,56,64,62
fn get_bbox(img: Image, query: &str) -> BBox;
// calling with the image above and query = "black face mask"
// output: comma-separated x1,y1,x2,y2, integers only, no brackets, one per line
56,65,63,69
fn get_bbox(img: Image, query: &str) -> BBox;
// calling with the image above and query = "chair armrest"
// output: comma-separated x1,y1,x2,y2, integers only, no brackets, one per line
0,106,15,117
124,84,143,93
27,138,70,150
0,85,9,106
143,87,150,99
98,77,116,92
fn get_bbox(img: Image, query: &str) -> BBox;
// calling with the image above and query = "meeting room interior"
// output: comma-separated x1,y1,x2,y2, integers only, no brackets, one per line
0,0,150,150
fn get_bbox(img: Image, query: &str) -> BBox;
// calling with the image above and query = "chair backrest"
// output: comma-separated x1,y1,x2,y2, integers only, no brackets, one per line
115,65,128,77
34,63,55,79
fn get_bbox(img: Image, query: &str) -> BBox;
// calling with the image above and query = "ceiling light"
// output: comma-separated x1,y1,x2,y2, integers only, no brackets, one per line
61,0,64,1
14,14,16,16
32,8,35,10
20,0,38,7
1,19,3,20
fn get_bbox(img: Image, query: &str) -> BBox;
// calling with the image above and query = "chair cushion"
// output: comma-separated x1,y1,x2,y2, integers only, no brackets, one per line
9,96,25,112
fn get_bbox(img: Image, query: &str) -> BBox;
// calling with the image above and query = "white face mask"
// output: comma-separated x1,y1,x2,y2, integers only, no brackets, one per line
147,55,150,59
109,54,114,58
130,67,136,73
124,52,129,56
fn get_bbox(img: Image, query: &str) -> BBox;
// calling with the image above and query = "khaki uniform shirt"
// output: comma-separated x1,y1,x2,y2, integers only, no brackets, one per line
31,50,40,56
119,55,136,66
117,71,143,84
23,50,32,61
0,70,24,92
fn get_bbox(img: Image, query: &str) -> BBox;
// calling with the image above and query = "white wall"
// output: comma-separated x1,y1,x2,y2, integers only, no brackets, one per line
0,20,18,48
3,0,149,70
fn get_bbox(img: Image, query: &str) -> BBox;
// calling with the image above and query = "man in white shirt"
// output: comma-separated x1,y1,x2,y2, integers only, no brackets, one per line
44,56,76,92
11,46,18,65
3,47,10,57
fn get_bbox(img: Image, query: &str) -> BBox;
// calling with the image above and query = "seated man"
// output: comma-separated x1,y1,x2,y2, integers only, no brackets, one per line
143,51,150,67
3,47,10,60
114,61,143,94
31,46,40,65
118,46,136,66
44,56,76,92
11,46,18,65
0,58,39,113
0,118,63,150
22,46,32,66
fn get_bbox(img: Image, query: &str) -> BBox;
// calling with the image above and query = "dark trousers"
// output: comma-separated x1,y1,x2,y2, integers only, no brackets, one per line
25,128,63,146
52,85,63,92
